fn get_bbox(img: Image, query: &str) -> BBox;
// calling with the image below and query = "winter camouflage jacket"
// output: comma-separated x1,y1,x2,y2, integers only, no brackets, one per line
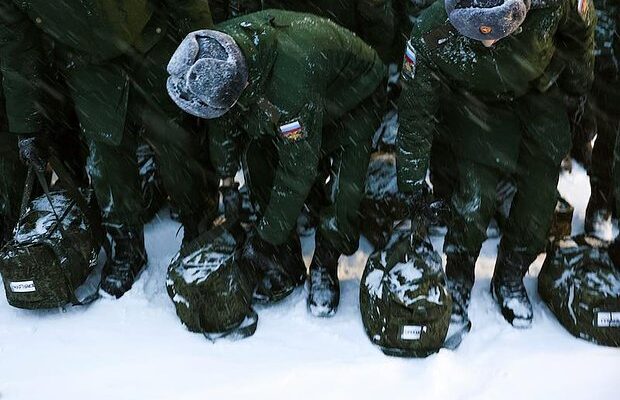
0,0,213,136
209,10,385,245
396,0,596,192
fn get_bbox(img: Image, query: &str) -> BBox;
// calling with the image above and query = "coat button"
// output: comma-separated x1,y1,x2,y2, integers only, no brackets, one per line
155,27,162,34
35,17,42,24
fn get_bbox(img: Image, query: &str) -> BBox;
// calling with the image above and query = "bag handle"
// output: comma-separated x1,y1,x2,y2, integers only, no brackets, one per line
47,153,105,245
201,308,258,342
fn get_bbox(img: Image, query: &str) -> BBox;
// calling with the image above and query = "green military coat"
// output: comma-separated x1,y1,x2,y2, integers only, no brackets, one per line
396,0,596,191
0,0,213,142
209,10,385,246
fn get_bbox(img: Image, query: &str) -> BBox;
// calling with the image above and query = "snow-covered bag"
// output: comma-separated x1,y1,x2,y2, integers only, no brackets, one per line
538,235,620,347
360,229,451,357
0,174,102,310
166,221,258,340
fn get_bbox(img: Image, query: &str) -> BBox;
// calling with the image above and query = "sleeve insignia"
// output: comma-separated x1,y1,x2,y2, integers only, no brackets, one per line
279,120,306,142
401,41,417,81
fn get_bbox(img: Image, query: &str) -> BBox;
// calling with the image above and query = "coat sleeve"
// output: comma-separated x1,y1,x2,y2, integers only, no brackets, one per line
395,40,440,193
555,0,596,95
0,0,45,134
208,115,243,178
257,102,323,245
162,0,214,35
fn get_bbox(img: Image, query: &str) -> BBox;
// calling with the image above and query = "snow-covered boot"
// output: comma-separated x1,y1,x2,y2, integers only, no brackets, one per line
444,252,476,349
100,226,147,298
491,247,535,328
307,236,341,317
585,189,613,240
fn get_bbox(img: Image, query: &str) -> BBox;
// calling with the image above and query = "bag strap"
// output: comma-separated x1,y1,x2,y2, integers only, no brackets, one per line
201,308,258,342
18,167,36,220
48,153,109,256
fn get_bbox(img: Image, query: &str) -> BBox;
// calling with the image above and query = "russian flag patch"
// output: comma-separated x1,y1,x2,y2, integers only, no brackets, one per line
401,41,417,80
279,120,306,142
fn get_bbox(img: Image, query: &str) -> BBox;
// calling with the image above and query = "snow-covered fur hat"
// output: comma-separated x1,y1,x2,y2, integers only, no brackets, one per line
445,0,531,41
167,30,248,119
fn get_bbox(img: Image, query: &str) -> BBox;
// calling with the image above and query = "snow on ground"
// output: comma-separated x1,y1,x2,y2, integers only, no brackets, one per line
1,164,618,400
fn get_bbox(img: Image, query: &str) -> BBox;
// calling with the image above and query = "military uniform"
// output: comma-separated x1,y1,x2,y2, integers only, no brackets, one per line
210,0,396,63
0,85,26,241
0,0,217,230
208,10,386,254
396,0,595,327
585,0,620,233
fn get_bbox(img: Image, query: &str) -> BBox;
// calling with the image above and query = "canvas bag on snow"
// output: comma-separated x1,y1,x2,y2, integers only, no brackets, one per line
0,158,103,309
166,220,259,340
360,227,452,357
538,235,620,347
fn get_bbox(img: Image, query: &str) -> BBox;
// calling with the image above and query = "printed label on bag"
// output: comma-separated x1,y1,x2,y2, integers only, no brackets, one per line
596,312,620,327
401,325,426,340
10,280,36,293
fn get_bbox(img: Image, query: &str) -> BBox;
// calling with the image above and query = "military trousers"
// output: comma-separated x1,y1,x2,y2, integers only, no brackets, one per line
245,86,385,255
441,90,571,257
0,133,26,236
589,74,620,216
67,34,218,228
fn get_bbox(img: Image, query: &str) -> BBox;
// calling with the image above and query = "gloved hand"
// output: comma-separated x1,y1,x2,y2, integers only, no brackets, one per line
401,181,433,216
220,180,241,222
398,181,445,236
18,133,48,171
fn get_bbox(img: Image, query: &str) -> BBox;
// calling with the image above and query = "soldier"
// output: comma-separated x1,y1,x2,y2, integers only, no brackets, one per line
0,0,218,298
396,0,595,342
167,10,386,316
584,0,619,238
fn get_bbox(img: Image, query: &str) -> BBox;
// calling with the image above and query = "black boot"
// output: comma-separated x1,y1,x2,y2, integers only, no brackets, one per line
585,188,612,240
246,233,300,303
100,226,147,298
443,252,476,349
307,236,341,317
491,247,535,328
278,233,307,286
608,236,620,270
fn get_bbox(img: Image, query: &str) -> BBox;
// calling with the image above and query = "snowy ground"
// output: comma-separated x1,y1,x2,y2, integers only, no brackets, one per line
1,163,619,400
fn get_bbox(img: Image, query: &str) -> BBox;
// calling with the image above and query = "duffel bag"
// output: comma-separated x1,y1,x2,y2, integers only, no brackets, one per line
539,235,620,347
360,227,451,357
166,221,258,340
0,158,103,309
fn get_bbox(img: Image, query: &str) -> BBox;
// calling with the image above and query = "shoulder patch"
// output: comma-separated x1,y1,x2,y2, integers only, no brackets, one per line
401,41,417,81
279,120,306,142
